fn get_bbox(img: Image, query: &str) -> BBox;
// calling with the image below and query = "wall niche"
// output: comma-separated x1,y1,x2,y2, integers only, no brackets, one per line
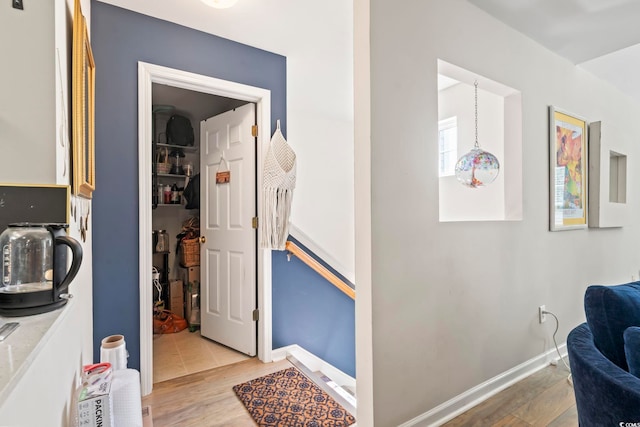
437,60,523,222
589,121,629,228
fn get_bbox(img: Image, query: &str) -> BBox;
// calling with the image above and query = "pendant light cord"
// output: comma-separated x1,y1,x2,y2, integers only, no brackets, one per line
474,80,479,149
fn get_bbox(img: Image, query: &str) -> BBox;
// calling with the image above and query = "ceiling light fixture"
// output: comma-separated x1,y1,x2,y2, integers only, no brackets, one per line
201,0,238,8
454,80,500,188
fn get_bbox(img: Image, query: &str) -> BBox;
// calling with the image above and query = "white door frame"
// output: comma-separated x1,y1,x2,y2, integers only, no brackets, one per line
137,61,273,396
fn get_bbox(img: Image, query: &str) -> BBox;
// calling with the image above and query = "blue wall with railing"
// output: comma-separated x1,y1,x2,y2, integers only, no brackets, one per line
272,238,356,377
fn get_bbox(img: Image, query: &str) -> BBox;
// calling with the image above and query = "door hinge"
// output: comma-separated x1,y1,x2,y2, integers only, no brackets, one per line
251,125,258,137
252,217,259,229
252,309,259,321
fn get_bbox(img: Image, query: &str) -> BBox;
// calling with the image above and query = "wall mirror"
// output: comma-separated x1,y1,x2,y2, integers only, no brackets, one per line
72,0,95,199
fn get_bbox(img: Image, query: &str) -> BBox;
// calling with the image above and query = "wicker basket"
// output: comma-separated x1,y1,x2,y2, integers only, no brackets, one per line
156,147,171,174
180,237,200,267
157,162,171,174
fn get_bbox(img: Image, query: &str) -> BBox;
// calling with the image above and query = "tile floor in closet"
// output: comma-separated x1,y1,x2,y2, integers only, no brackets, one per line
153,329,250,383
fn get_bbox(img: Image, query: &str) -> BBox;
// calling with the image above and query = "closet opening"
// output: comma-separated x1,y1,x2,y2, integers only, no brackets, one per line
138,62,273,395
151,83,253,384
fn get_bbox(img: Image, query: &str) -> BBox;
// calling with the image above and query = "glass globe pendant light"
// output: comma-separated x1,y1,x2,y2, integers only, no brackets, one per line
454,81,500,188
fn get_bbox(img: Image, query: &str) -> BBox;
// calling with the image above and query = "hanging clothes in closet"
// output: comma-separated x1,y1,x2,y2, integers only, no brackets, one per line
261,120,296,250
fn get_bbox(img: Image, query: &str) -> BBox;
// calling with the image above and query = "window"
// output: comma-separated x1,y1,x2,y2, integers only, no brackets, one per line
438,117,457,177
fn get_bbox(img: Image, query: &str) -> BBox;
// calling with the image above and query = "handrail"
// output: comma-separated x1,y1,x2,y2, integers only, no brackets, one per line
285,241,355,300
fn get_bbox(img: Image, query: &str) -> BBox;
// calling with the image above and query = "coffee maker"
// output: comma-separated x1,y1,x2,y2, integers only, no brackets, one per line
0,223,83,316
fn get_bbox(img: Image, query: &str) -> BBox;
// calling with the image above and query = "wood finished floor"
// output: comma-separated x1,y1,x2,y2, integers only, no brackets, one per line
143,358,293,427
444,364,577,427
143,361,576,426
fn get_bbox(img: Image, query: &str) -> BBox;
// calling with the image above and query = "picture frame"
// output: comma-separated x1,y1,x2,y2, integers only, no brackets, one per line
549,106,588,231
72,0,95,199
0,184,69,232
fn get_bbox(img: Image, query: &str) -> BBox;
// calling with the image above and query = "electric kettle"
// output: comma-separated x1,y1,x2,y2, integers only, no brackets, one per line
0,223,83,316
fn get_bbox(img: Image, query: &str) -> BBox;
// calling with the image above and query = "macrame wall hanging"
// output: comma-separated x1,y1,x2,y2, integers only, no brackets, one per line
261,120,297,250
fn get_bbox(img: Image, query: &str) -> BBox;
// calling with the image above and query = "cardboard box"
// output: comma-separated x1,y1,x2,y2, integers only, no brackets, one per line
169,280,184,318
77,372,113,427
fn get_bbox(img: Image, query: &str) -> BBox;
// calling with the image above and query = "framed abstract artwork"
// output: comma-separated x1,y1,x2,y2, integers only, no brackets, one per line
549,106,588,231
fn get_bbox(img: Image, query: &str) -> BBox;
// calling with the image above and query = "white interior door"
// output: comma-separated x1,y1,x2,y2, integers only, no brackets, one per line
200,103,257,356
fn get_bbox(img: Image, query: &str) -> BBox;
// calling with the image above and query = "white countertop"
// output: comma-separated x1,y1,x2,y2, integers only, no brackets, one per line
0,300,72,406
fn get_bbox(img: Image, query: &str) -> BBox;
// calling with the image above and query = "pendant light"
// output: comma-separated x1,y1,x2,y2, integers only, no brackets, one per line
454,81,500,188
201,0,238,8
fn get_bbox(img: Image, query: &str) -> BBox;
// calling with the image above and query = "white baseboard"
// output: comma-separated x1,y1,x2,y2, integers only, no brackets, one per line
288,223,355,285
399,344,568,427
272,344,356,390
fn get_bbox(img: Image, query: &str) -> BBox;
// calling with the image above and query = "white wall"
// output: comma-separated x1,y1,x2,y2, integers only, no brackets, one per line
0,1,56,183
362,0,640,425
0,1,94,425
438,83,505,221
286,56,355,278
354,0,373,423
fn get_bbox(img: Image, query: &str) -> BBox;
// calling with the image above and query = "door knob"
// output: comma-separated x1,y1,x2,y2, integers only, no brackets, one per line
200,236,206,244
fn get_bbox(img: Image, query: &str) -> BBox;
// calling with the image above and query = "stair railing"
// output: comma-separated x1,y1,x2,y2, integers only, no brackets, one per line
285,241,355,300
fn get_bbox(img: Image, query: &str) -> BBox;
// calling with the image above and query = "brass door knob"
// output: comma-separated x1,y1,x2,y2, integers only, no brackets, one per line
200,236,206,244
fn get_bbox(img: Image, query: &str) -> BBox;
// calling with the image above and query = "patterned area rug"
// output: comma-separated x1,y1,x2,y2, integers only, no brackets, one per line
233,367,356,427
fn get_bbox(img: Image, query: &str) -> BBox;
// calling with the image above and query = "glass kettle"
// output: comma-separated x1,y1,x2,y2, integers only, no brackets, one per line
0,223,83,316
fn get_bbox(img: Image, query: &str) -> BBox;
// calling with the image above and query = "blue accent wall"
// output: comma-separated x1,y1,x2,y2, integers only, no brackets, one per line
91,2,286,369
273,239,356,377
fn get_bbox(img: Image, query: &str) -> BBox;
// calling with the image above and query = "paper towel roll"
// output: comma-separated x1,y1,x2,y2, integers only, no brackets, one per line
100,335,128,371
111,369,143,427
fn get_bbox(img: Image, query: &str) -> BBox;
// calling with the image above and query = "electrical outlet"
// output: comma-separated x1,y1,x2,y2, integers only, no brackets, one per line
13,0,24,10
539,305,546,323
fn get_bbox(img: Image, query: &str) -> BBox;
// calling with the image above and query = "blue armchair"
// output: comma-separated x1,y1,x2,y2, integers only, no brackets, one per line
568,282,640,426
